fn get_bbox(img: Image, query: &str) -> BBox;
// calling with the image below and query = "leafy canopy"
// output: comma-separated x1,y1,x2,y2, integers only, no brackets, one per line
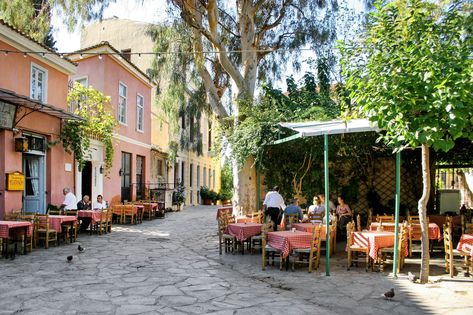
61,83,117,171
340,0,473,152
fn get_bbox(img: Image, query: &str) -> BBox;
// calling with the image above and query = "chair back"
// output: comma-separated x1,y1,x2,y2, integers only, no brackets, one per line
36,214,50,230
248,211,263,223
308,212,323,223
376,214,395,223
356,214,362,232
284,213,299,230
48,208,62,215
464,223,473,234
443,224,453,258
311,225,322,250
366,209,373,229
346,221,355,245
64,210,78,216
4,209,21,220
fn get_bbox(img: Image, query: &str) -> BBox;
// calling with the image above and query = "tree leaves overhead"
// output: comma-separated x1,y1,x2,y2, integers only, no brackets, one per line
340,0,473,153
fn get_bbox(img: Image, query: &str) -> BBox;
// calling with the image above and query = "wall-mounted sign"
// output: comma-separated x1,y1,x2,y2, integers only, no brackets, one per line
6,172,25,191
0,101,17,129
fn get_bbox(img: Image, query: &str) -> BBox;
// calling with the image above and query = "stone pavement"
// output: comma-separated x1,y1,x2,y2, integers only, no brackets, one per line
1,205,472,315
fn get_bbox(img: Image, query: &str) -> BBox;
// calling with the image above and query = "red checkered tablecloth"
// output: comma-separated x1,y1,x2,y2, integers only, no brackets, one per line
267,230,312,258
352,231,407,260
0,220,33,238
48,215,78,232
409,223,442,241
293,223,328,241
225,223,262,241
77,210,102,224
457,234,473,257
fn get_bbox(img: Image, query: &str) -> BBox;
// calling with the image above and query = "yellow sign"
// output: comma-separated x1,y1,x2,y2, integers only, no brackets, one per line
7,172,25,191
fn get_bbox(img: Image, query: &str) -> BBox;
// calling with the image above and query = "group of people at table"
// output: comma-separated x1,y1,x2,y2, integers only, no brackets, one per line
220,186,472,273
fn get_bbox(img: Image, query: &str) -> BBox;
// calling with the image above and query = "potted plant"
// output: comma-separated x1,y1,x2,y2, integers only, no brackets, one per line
172,182,186,211
200,186,212,205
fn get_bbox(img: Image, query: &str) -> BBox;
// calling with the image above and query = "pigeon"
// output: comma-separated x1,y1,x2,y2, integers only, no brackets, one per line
77,245,84,253
408,272,417,283
66,255,73,262
383,288,395,300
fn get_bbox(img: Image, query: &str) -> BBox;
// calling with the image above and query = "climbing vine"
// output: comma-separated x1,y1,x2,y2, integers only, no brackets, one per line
61,83,117,172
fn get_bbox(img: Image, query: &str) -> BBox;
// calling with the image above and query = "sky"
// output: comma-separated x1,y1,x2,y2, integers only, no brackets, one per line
52,0,167,53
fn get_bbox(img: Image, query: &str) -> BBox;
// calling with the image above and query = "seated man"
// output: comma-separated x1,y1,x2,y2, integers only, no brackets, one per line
77,195,92,210
283,198,303,229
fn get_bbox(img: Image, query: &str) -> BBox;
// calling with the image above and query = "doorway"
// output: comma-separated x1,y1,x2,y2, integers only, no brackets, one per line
136,155,144,200
23,154,45,213
121,152,131,202
81,161,92,199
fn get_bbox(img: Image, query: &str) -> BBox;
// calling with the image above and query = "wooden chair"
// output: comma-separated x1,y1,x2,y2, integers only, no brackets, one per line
408,215,429,256
261,222,284,270
331,215,338,254
292,225,322,272
376,214,395,223
464,223,473,234
282,213,299,231
4,209,21,221
248,211,263,224
443,224,470,277
366,208,373,230
113,205,124,224
93,210,108,235
346,222,371,272
18,214,36,252
47,208,62,215
143,204,154,221
308,212,324,223
36,214,57,249
356,214,362,232
123,205,136,224
379,222,408,273
106,209,113,233
218,217,235,254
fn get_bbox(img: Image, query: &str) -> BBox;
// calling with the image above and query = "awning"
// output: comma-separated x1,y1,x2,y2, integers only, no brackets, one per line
276,118,380,144
0,87,84,122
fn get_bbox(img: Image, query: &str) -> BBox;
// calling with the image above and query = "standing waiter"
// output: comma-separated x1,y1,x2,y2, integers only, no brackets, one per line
263,186,286,231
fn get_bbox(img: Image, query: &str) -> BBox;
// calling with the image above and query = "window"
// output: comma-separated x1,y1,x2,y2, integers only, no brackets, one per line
203,167,207,188
75,77,88,87
181,161,185,185
213,169,215,189
157,159,164,177
136,94,144,132
208,121,212,151
68,77,88,112
31,64,47,103
189,163,193,187
118,82,127,124
196,165,200,188
209,168,212,188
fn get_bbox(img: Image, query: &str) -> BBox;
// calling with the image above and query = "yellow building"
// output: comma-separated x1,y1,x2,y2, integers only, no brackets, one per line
81,18,220,206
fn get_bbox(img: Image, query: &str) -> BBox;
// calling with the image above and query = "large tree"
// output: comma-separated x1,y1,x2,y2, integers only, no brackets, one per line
340,0,473,283
0,0,114,46
165,0,367,211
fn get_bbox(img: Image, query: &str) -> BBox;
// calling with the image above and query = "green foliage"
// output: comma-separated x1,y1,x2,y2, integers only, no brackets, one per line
219,162,233,200
228,66,339,169
172,182,186,205
60,83,117,172
199,186,218,201
340,0,473,152
0,0,114,44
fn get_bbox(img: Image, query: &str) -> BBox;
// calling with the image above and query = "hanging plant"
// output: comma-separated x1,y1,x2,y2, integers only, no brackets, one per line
61,82,117,172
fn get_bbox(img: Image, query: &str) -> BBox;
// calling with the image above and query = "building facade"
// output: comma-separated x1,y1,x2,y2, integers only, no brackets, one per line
0,20,79,217
68,42,152,206
81,18,221,207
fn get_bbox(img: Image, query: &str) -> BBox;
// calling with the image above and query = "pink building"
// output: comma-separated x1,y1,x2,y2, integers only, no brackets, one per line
68,42,152,205
0,20,80,217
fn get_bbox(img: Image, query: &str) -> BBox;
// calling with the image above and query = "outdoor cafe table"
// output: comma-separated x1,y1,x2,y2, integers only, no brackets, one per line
77,210,102,225
369,222,442,241
267,230,312,258
225,223,262,242
292,223,328,240
0,220,33,256
352,230,406,261
48,215,78,243
457,234,473,257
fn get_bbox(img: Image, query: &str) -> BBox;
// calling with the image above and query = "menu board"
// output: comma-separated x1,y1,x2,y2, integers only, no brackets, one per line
0,101,17,129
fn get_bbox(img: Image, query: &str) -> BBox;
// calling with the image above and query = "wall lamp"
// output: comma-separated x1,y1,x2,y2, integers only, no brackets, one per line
99,165,104,174
119,168,123,176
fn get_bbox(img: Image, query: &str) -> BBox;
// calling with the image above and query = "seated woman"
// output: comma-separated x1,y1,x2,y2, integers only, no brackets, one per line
307,196,324,223
336,195,352,236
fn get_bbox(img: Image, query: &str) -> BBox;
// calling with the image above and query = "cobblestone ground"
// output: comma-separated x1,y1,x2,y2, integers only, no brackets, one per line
1,205,472,315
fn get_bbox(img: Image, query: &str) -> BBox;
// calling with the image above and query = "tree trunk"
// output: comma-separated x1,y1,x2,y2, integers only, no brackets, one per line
232,156,257,216
419,143,431,284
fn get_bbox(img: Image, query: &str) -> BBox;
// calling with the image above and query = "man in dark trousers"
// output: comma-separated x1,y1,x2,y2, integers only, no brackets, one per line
263,186,286,231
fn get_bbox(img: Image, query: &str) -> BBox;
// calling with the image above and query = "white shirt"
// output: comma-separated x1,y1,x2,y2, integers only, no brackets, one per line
263,191,286,209
92,201,107,210
63,192,77,210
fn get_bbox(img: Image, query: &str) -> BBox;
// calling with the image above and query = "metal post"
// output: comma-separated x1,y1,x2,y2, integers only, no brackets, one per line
324,134,330,276
393,151,401,278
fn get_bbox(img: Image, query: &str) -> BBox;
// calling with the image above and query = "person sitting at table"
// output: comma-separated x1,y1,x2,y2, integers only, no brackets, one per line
336,195,352,237
318,194,335,224
283,198,303,227
308,195,324,223
92,195,107,210
61,188,77,210
77,195,92,210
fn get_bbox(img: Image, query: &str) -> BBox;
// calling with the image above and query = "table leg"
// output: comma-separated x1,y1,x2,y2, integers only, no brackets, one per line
23,227,27,254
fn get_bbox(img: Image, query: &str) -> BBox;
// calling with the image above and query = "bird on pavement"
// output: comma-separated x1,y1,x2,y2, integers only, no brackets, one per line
408,272,417,283
67,255,73,262
383,288,395,300
77,245,84,253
